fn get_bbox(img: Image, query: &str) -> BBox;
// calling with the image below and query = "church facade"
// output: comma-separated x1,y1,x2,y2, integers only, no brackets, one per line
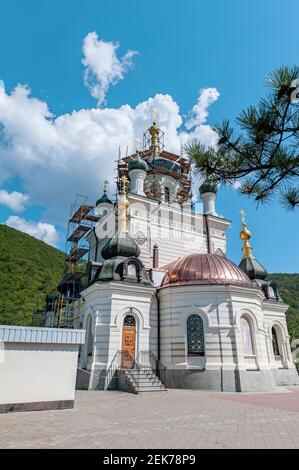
76,119,298,393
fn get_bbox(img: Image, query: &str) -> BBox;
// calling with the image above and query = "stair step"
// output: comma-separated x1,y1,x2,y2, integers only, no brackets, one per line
138,387,167,392
117,362,166,394
126,378,161,385
126,370,154,375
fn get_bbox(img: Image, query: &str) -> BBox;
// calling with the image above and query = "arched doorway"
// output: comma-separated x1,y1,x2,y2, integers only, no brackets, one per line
121,314,136,367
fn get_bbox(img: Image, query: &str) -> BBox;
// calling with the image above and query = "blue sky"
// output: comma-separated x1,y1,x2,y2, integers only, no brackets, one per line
0,0,298,272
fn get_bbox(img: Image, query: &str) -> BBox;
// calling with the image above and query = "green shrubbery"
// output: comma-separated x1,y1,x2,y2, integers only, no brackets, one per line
0,224,65,326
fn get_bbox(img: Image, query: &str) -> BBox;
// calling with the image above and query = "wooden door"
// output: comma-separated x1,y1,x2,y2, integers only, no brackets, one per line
121,315,136,367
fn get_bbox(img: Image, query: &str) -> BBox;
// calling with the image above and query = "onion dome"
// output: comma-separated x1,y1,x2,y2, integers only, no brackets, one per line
96,180,112,206
161,253,252,288
96,192,112,206
101,231,140,260
199,178,218,195
128,151,148,172
101,174,140,259
238,209,267,280
239,257,267,281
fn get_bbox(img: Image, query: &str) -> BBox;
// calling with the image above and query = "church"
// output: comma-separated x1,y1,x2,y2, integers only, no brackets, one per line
70,116,298,393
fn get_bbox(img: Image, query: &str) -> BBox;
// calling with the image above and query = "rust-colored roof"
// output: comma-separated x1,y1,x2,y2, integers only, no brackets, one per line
121,149,189,167
160,253,252,288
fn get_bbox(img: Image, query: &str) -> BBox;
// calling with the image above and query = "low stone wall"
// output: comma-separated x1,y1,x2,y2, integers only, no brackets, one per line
163,367,299,392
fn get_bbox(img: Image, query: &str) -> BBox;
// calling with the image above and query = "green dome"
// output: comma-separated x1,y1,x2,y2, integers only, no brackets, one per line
239,257,267,281
128,155,148,172
199,179,218,195
96,193,112,206
101,231,140,260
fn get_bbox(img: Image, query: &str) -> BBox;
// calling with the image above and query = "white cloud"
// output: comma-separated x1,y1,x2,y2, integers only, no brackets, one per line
0,80,219,225
185,88,220,129
5,215,59,246
0,30,220,226
82,32,138,106
0,189,29,212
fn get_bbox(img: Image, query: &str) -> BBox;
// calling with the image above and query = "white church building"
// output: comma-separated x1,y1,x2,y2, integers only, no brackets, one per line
75,118,298,393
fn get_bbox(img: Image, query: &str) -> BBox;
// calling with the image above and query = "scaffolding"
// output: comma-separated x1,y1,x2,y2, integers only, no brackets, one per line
33,194,100,329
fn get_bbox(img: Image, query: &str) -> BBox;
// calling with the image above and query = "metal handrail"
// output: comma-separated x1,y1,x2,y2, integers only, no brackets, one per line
104,350,119,390
138,350,167,386
104,350,140,390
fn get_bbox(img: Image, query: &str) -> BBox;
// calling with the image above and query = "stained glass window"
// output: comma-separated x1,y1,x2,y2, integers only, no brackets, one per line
187,315,204,355
240,317,254,355
272,327,280,356
124,315,136,327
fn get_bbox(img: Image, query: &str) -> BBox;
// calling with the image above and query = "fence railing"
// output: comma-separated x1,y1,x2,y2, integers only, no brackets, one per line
104,350,140,390
138,350,167,386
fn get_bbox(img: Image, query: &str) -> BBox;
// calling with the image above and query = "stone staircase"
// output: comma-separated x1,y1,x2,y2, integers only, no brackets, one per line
105,350,167,394
118,367,167,394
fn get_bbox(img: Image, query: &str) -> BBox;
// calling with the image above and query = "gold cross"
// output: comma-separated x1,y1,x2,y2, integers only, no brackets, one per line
240,209,246,223
151,106,158,123
103,180,109,193
120,175,128,193
135,138,141,151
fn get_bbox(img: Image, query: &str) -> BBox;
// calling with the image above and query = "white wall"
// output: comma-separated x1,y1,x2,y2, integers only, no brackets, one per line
0,326,84,407
78,281,156,388
158,284,270,372
0,343,79,404
91,193,231,268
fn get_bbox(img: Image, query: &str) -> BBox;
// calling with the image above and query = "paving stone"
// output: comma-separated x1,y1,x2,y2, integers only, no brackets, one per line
0,388,299,448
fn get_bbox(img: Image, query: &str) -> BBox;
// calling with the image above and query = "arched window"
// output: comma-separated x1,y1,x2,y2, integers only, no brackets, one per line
187,314,204,355
164,187,170,204
123,315,136,326
240,317,254,355
272,327,280,356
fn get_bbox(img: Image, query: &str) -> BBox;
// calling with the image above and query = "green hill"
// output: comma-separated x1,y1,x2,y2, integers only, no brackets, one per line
0,224,65,326
267,273,299,342
0,224,298,340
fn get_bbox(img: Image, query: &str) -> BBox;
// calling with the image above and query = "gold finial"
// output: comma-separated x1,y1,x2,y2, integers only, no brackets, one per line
120,175,128,195
240,208,246,224
118,175,129,232
239,209,254,259
149,107,160,153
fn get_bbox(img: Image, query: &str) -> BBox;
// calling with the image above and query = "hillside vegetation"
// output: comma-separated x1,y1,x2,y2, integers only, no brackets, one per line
0,224,65,326
268,273,299,342
0,224,298,340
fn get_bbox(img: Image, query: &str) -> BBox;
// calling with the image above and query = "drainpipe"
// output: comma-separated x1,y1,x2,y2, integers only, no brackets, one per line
152,244,160,360
157,292,161,361
204,214,212,254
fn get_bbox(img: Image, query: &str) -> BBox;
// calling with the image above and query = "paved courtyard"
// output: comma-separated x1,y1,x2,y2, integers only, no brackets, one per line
1,388,299,449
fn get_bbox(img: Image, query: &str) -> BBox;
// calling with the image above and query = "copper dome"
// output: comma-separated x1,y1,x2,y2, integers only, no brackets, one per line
161,253,252,288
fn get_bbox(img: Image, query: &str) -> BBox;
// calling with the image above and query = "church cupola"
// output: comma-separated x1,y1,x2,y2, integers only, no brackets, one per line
101,176,140,260
96,180,112,207
128,142,148,196
238,209,267,281
98,175,151,285
199,178,218,215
